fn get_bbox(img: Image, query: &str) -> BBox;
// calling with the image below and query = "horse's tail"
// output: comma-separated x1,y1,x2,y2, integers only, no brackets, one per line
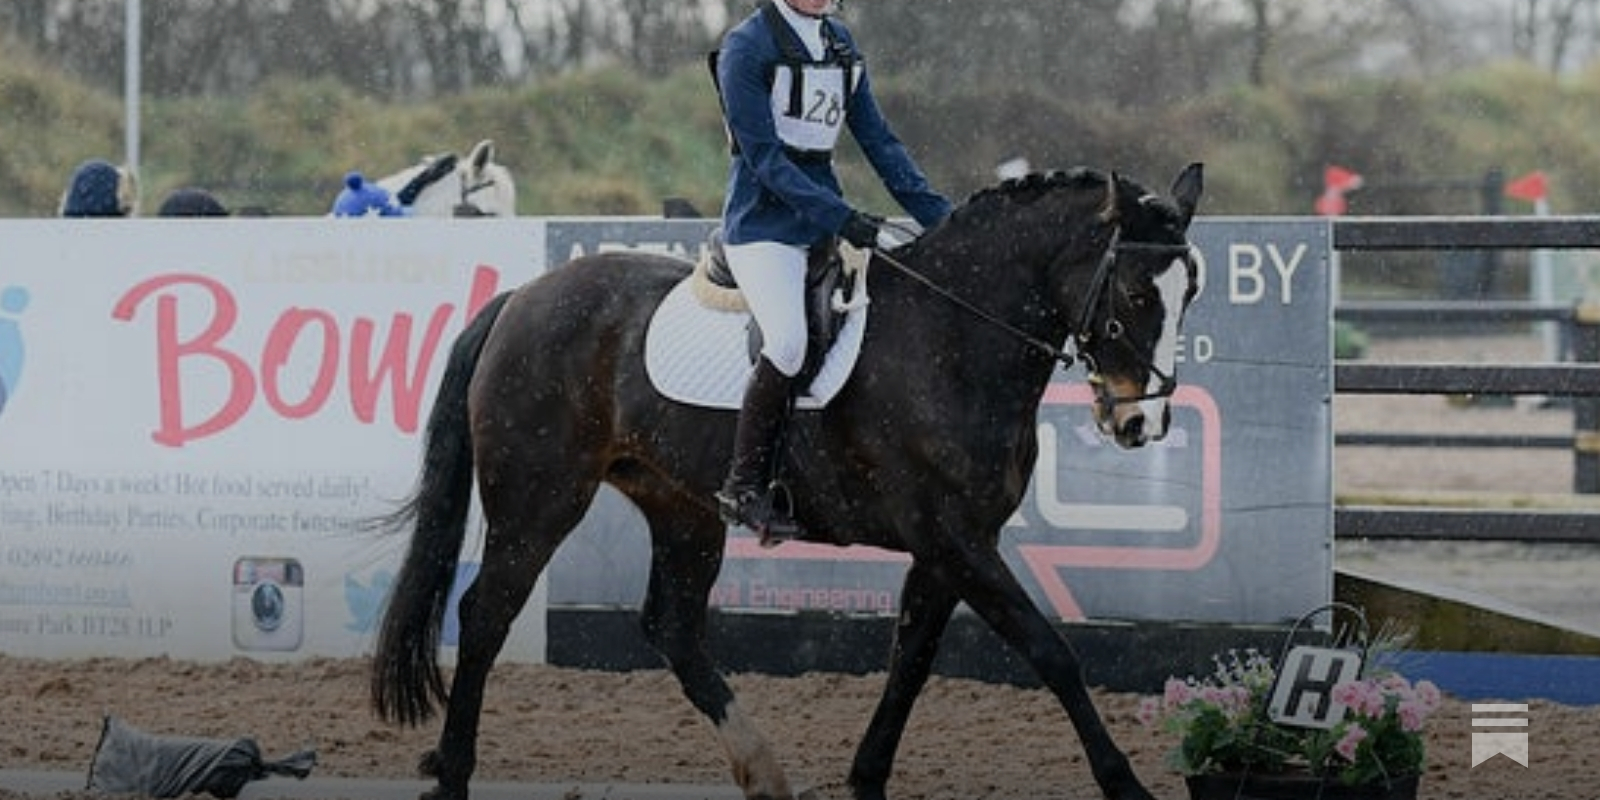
370,290,511,726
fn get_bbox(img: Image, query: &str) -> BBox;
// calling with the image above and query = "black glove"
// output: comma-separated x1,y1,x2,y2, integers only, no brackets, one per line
839,211,883,249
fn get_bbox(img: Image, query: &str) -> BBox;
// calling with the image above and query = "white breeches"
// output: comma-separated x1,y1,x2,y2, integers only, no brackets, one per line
724,241,808,377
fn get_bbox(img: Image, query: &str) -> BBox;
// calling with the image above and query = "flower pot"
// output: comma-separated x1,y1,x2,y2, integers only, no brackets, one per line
1185,771,1419,800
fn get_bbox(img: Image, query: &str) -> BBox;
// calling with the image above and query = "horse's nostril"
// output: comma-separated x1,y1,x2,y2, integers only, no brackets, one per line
1122,414,1145,441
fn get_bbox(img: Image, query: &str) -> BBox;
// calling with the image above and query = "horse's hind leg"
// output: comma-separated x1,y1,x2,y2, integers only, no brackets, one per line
635,500,796,800
846,562,959,800
422,481,595,800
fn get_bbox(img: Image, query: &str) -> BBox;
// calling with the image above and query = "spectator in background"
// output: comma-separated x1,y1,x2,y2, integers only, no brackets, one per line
157,187,230,217
60,158,138,217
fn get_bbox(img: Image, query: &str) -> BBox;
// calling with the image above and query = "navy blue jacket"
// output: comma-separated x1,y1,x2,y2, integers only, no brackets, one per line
61,159,129,217
716,7,951,247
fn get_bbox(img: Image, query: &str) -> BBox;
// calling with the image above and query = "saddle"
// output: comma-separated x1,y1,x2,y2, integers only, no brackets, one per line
697,228,855,388
693,229,864,545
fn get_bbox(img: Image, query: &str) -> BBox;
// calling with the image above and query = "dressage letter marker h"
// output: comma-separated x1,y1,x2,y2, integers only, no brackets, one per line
1471,703,1530,767
1267,646,1361,729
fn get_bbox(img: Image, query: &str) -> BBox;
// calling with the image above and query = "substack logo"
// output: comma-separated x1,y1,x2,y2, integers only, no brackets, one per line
1471,703,1529,767
0,285,29,417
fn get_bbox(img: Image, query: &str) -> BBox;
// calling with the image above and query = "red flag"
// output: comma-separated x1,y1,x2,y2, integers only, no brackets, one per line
1324,164,1364,194
1313,190,1347,216
1505,170,1548,202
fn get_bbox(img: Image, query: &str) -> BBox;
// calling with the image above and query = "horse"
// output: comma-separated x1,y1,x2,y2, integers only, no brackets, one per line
370,163,1204,800
376,139,517,217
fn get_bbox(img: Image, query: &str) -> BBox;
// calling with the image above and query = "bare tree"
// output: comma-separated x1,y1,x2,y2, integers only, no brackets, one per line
0,0,52,51
1515,0,1600,72
4,0,1589,103
398,0,505,93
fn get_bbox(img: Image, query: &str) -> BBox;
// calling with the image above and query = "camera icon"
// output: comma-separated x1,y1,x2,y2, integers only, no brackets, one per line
232,557,304,652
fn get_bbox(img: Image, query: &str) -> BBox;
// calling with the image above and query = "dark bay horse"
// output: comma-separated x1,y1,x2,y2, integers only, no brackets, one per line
371,164,1204,800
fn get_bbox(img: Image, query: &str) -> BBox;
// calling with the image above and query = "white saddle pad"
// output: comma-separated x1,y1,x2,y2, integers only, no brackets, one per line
644,276,868,410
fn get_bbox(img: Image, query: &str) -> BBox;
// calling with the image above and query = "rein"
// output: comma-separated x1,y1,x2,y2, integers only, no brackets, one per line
872,244,1080,371
871,225,1192,405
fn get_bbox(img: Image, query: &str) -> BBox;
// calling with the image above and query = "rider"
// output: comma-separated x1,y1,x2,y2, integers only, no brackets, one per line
712,0,952,540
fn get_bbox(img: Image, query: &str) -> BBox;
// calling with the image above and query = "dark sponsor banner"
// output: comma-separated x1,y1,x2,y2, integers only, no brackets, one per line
545,219,1333,625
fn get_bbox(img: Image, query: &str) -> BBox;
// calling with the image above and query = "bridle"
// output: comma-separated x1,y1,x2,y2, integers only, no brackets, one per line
1072,227,1194,406
452,173,501,217
873,222,1194,406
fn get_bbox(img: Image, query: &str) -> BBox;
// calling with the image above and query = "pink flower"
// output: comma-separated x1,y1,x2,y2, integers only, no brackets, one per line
1397,700,1428,732
1164,678,1194,708
1137,696,1162,726
1332,680,1365,708
1334,723,1368,762
1414,679,1442,711
1226,685,1253,713
1333,680,1386,718
1359,683,1388,718
1382,673,1411,693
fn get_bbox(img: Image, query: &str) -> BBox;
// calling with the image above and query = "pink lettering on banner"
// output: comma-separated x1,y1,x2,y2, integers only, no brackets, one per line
111,265,502,447
263,309,339,418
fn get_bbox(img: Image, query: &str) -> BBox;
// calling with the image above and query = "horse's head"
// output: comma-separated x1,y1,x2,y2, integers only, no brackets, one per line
451,139,517,217
1075,164,1203,448
377,140,517,217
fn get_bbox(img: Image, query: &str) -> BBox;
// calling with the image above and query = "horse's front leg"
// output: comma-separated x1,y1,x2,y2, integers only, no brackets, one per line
931,537,1155,800
639,515,798,800
847,561,958,800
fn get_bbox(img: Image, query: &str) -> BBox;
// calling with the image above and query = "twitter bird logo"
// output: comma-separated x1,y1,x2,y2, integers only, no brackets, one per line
344,570,393,633
344,564,479,645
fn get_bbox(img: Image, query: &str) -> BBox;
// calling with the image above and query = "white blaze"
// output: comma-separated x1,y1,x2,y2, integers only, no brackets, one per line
1139,256,1190,436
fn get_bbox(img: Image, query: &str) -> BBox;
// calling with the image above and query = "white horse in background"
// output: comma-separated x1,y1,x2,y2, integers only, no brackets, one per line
377,139,517,217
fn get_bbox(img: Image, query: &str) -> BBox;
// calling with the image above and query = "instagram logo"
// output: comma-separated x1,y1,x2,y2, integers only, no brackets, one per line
232,557,305,652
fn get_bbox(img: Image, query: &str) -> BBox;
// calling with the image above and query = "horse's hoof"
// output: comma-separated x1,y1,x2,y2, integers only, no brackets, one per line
1108,785,1157,800
417,748,442,777
847,781,887,800
420,785,466,800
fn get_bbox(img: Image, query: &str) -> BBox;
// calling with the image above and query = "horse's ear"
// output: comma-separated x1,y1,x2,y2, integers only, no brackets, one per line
469,140,495,172
1171,163,1203,228
1098,171,1120,224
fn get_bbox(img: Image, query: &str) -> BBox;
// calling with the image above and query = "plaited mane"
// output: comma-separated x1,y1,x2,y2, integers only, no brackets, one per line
951,168,1109,223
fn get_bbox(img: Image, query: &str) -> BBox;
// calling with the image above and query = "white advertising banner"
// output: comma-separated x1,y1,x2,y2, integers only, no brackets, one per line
0,218,548,661
1,216,1334,665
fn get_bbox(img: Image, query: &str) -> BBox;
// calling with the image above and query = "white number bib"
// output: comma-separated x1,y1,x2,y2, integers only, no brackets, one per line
769,62,861,153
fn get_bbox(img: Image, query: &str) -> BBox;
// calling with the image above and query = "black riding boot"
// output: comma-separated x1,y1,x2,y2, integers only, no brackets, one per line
716,358,801,544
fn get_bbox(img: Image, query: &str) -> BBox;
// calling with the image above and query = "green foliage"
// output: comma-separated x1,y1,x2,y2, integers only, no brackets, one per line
0,48,124,215
1335,321,1370,360
12,49,1600,228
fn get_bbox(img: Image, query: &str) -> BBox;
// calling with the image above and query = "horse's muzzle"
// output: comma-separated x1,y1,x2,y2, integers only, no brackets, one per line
1091,376,1172,449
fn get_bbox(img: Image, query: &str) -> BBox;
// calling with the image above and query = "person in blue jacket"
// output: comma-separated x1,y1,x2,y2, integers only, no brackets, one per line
712,0,952,541
60,158,137,217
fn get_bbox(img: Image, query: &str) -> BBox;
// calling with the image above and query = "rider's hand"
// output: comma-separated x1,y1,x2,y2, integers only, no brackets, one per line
874,225,912,250
839,211,883,250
